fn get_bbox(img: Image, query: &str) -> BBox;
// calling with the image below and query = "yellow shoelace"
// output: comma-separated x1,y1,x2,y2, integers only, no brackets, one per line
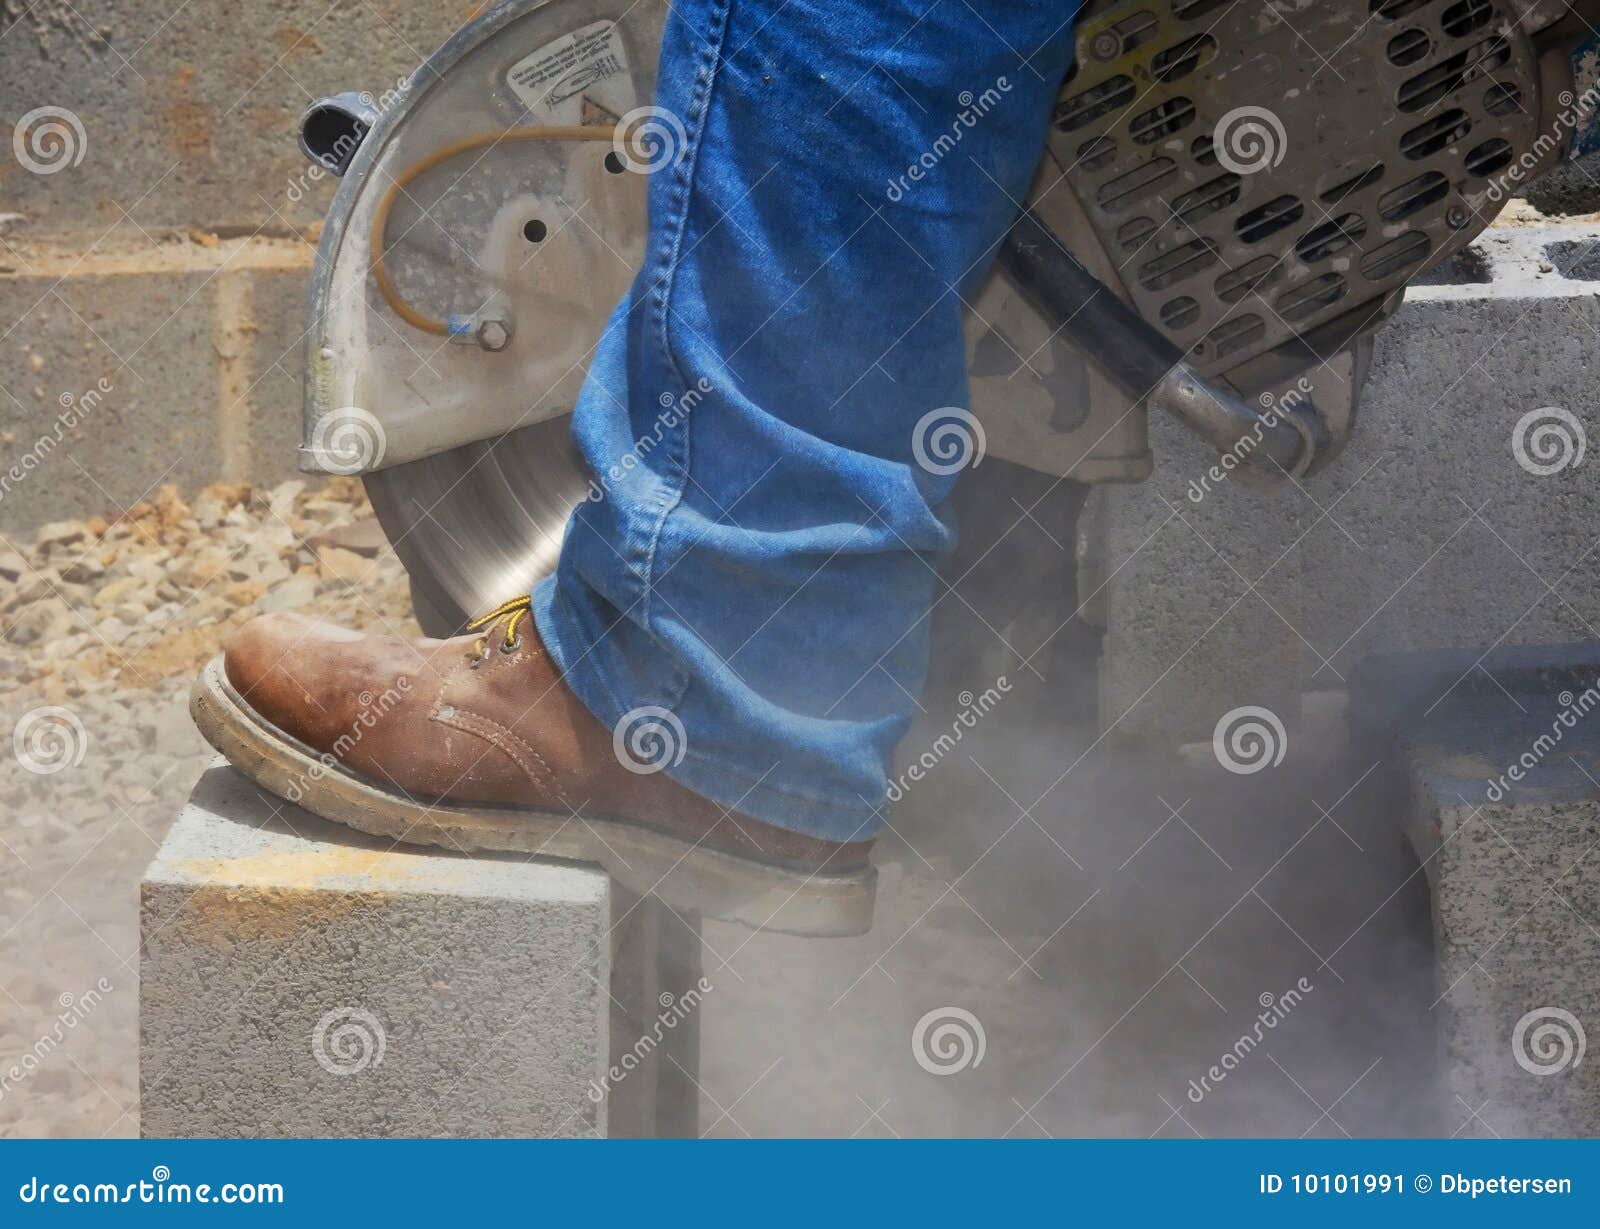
466,594,532,659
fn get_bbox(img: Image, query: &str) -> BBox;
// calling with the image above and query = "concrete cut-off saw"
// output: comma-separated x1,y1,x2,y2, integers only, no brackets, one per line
292,0,1600,635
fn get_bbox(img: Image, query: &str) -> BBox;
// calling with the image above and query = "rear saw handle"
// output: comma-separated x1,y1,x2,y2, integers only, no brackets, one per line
997,209,1329,479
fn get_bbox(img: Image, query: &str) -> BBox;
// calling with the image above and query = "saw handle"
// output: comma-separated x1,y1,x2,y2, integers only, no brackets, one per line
996,209,1327,478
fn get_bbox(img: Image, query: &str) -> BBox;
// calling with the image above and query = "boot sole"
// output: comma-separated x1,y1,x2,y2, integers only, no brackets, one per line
190,656,876,937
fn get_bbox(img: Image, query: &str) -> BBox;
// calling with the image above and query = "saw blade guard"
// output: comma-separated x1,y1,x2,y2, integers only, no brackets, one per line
300,0,674,625
302,1,662,478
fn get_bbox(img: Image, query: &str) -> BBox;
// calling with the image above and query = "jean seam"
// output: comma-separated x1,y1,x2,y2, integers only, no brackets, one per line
635,0,732,686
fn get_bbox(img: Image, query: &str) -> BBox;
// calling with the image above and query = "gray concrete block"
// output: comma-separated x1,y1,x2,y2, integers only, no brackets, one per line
1093,423,1310,750
1398,682,1600,1137
140,759,699,1137
0,0,466,234
1092,221,1600,745
2,267,217,528
0,241,311,530
247,261,317,485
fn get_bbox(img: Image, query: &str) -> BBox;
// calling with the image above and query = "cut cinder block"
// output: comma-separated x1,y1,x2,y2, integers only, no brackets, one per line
140,759,701,1138
1091,221,1600,746
1382,651,1600,1138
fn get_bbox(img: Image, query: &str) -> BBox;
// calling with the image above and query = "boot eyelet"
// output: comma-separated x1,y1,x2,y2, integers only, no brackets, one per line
500,634,522,655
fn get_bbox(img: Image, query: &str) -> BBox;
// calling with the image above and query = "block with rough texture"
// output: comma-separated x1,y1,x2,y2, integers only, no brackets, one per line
140,759,699,1138
1091,221,1600,746
1,0,464,233
0,243,312,531
1365,649,1600,1137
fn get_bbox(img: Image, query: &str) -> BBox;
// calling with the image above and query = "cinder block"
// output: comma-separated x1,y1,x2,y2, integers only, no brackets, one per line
0,242,311,530
140,759,700,1137
1381,651,1600,1137
1093,424,1309,749
1092,222,1600,745
0,0,466,233
248,260,321,484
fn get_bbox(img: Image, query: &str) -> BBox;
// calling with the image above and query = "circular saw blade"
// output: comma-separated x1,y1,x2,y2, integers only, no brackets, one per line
363,415,586,635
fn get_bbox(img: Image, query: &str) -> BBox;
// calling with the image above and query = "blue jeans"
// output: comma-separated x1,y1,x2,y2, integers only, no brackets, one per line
534,0,1081,839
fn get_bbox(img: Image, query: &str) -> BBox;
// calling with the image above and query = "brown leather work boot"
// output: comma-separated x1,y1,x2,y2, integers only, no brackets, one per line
190,597,876,936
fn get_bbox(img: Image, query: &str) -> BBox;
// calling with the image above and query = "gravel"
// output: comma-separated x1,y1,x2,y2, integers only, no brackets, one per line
0,478,415,1137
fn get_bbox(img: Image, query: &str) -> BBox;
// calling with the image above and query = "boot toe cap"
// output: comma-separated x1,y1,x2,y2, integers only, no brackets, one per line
222,612,348,746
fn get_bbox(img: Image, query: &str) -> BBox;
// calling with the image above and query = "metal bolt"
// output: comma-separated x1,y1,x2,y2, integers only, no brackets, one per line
1446,205,1470,230
477,319,512,352
1090,31,1122,61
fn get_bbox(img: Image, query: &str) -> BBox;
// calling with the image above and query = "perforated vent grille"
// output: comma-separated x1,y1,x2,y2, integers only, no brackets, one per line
1050,0,1537,376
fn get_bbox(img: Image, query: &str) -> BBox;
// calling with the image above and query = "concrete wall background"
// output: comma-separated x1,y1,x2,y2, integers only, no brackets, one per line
0,1,471,532
1,1,467,232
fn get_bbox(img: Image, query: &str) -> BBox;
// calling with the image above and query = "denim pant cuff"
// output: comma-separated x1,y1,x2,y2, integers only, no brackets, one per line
533,574,883,843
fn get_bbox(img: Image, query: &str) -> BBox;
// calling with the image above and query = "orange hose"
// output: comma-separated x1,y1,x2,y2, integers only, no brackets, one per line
370,126,618,336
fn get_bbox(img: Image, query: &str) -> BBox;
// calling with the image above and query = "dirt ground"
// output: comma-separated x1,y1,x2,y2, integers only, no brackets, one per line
0,478,414,1136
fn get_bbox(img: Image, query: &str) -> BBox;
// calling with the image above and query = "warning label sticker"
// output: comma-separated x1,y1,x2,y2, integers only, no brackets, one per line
507,22,632,126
